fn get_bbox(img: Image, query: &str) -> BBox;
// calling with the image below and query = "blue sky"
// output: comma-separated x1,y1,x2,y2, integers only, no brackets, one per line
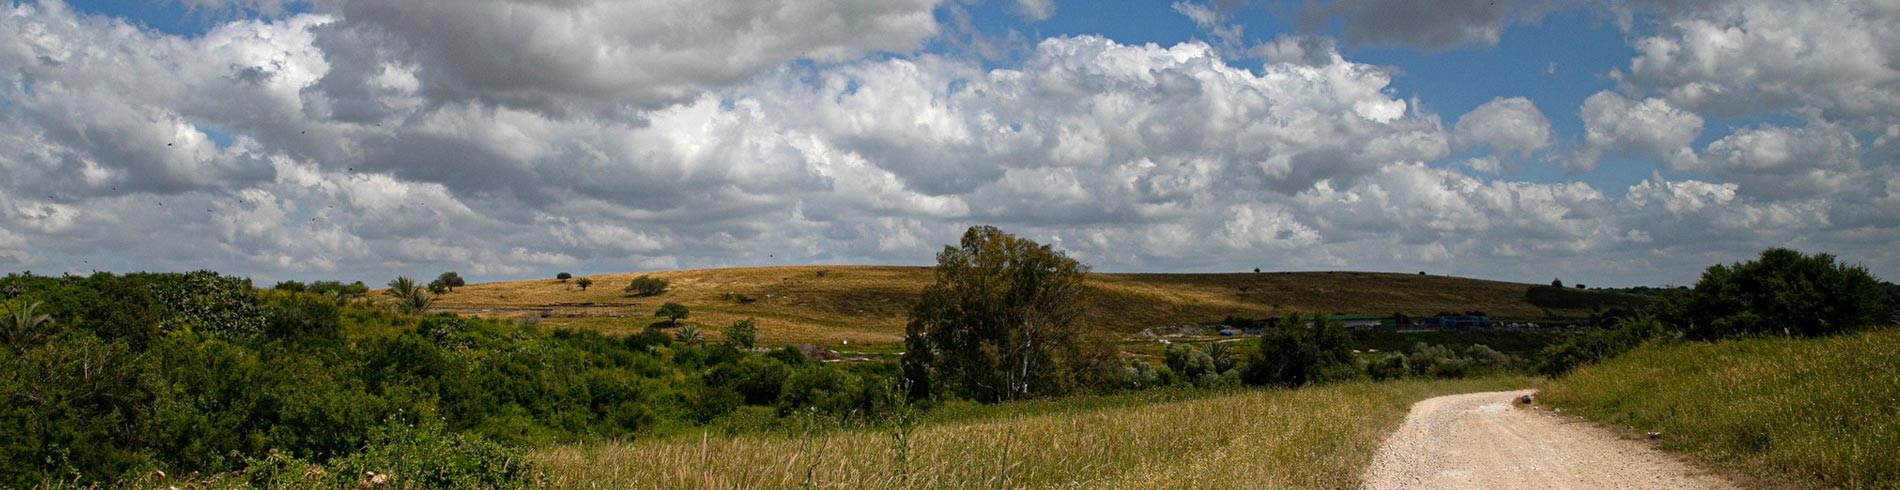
4,0,1898,287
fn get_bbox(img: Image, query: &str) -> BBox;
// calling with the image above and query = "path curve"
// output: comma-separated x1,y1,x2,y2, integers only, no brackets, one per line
1360,389,1734,490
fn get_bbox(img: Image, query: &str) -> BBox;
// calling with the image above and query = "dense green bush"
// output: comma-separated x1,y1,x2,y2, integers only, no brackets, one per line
1239,313,1359,387
1162,342,1240,387
625,275,669,297
1371,342,1522,380
1677,248,1884,340
724,318,759,349
1532,316,1668,377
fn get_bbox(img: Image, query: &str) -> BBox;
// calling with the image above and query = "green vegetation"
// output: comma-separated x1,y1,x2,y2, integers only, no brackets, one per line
534,377,1529,489
724,318,758,349
625,275,669,297
1351,330,1558,357
1367,342,1521,380
1541,330,1900,489
574,277,592,291
1238,314,1358,387
384,275,433,314
0,271,909,487
654,302,690,326
274,279,371,298
1533,248,1890,376
673,324,704,345
1530,247,1898,488
432,271,466,294
18,243,1873,487
1522,284,1648,312
556,272,572,283
1675,248,1884,340
1161,342,1241,387
903,226,1107,403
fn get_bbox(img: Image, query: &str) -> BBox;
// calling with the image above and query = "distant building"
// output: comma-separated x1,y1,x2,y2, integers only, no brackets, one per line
1423,315,1494,330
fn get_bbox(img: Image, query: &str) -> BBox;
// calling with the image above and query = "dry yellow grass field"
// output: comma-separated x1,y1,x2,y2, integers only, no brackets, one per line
431,266,1614,347
532,377,1529,489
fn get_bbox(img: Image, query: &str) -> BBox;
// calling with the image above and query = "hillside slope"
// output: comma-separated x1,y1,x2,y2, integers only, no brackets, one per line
1541,329,1900,488
433,266,1640,346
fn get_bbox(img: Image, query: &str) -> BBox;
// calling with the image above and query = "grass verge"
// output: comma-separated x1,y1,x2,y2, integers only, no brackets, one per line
533,377,1529,489
1540,328,1900,489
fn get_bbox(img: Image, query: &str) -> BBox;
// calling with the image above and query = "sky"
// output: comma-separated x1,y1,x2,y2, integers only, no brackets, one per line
1,0,1897,288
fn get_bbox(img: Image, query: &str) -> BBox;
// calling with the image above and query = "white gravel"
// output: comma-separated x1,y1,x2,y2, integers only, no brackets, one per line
1360,390,1735,490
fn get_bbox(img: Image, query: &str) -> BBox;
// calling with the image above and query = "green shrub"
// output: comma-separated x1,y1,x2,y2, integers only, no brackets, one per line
1678,248,1884,340
654,302,689,326
625,275,669,297
1532,316,1666,377
1368,353,1410,380
1240,313,1359,387
723,318,758,349
242,417,540,489
262,292,343,341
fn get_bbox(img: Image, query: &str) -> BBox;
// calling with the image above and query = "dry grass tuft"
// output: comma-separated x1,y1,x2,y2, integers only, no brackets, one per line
532,378,1527,489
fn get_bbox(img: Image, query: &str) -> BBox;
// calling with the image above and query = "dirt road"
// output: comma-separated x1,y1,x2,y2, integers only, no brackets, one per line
1360,390,1734,490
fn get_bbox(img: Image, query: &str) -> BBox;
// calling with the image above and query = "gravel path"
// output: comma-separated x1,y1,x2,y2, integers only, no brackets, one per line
1360,390,1735,490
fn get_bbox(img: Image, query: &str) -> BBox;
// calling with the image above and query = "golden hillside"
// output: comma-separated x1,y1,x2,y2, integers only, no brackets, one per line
432,266,1630,347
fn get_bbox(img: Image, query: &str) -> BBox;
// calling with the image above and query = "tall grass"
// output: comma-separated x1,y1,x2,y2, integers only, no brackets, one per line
534,378,1527,489
1541,329,1900,489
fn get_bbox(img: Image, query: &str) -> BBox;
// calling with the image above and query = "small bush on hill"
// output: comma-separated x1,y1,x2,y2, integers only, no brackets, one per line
625,275,669,297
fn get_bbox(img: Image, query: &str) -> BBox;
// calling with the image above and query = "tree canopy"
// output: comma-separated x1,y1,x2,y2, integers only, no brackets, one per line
1678,248,1885,339
902,225,1103,403
655,302,690,326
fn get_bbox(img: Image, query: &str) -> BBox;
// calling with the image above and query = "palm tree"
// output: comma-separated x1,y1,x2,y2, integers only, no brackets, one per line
385,276,432,315
386,276,421,300
398,289,434,315
2,301,54,347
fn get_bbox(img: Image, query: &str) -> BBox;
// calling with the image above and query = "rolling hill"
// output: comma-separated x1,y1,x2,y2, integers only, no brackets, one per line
430,266,1646,347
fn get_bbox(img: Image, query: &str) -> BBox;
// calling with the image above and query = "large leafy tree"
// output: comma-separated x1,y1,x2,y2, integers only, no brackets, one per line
902,226,1099,403
1679,248,1885,339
